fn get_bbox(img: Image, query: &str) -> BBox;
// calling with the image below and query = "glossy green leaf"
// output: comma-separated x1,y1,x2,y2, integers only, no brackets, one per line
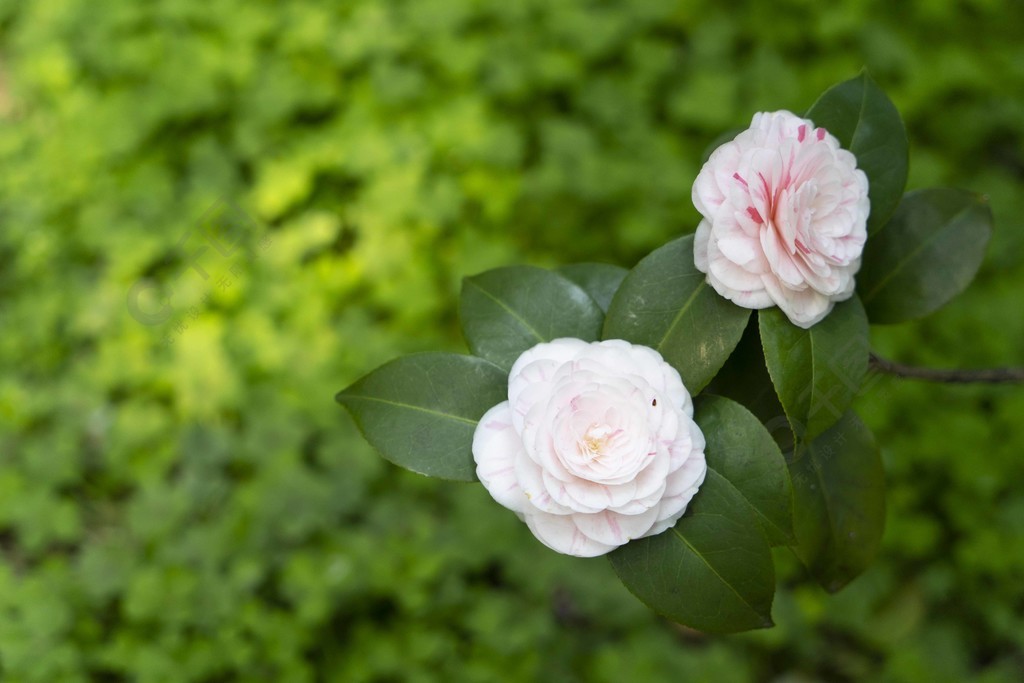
857,188,993,324
695,395,794,545
461,266,605,371
603,235,750,393
760,296,869,441
789,410,885,592
806,71,908,234
335,353,509,481
609,470,775,633
557,262,628,313
702,318,795,452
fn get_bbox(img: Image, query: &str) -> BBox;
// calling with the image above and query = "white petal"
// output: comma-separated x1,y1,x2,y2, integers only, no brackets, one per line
760,226,804,288
664,446,707,500
542,469,604,514
763,275,833,328
633,447,672,500
643,518,675,537
515,452,572,514
508,339,588,386
707,233,767,293
524,512,616,557
473,402,528,513
572,507,659,547
601,478,643,508
611,482,665,514
705,233,774,309
521,402,574,481
694,220,712,272
716,215,762,267
560,477,622,513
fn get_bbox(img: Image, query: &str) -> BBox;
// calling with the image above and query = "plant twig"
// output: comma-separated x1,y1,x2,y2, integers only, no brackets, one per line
868,353,1024,384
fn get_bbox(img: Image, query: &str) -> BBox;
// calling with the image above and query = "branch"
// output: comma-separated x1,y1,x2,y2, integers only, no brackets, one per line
868,353,1024,384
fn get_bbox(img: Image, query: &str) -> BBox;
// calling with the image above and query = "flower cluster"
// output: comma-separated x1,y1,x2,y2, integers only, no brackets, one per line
340,74,994,632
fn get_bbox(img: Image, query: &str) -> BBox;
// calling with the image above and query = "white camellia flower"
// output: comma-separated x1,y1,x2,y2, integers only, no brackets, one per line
693,110,870,328
472,338,707,557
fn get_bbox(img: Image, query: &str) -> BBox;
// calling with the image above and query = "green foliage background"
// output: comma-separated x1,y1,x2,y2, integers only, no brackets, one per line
1,0,1023,680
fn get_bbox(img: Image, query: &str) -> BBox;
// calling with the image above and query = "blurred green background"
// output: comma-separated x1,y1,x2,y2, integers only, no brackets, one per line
1,0,1023,681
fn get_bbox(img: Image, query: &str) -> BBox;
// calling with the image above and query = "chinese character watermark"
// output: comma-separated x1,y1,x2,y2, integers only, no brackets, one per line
125,199,273,344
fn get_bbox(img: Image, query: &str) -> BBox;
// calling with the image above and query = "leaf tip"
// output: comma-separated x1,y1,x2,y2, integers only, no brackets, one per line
335,378,363,405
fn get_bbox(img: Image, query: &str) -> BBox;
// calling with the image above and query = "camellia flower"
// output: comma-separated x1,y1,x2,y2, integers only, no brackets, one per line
692,110,870,328
472,338,707,557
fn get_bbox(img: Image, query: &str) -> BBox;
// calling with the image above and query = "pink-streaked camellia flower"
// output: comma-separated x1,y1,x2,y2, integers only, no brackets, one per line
472,338,707,557
693,110,870,328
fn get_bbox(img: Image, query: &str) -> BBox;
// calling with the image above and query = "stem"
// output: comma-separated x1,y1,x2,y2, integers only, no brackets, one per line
868,353,1024,384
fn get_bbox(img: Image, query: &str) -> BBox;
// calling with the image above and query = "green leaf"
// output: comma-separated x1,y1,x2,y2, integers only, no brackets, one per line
557,262,628,313
789,410,885,592
702,318,794,452
856,188,993,324
335,353,509,481
609,470,775,633
461,266,604,371
759,296,869,441
805,71,908,234
603,235,750,393
695,395,794,545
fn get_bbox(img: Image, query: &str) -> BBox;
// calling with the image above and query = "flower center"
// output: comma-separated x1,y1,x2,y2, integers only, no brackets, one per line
580,424,616,460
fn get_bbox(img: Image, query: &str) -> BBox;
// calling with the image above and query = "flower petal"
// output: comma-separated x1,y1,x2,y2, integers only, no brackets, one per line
763,274,834,329
572,507,660,547
473,402,528,513
524,512,616,557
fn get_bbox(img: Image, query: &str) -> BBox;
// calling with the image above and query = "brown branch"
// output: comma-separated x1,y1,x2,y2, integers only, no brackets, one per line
868,353,1024,384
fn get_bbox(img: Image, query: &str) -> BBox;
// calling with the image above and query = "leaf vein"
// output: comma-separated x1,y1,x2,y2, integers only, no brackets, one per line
861,202,977,303
669,525,760,618
466,278,546,343
656,281,706,352
339,395,479,426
